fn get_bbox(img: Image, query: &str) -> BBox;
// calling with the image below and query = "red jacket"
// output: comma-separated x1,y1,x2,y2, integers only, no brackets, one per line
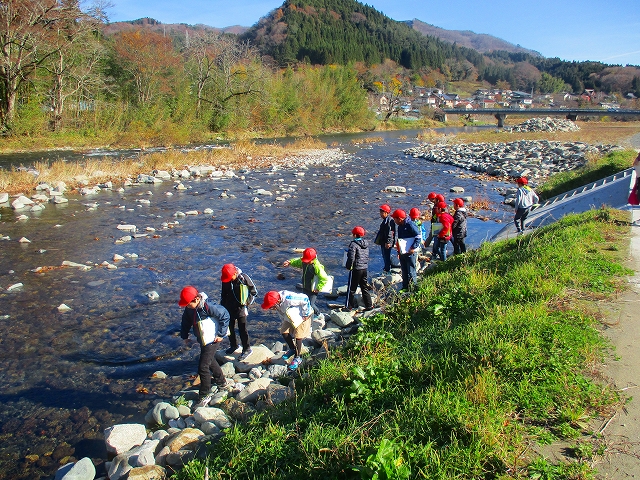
438,212,454,239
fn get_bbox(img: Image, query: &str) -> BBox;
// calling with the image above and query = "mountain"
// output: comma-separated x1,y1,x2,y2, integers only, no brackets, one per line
102,17,249,37
240,0,485,69
406,19,540,57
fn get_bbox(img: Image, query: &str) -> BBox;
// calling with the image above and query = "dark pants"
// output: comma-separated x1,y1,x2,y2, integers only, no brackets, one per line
452,238,466,255
302,288,319,315
514,207,531,232
345,269,373,309
198,342,225,397
380,245,392,272
399,252,417,290
228,315,250,352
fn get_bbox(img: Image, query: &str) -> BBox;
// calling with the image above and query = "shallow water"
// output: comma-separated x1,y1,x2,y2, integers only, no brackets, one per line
0,130,510,479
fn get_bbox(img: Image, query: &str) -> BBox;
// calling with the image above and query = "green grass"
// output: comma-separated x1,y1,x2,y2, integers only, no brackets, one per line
537,150,637,201
173,209,632,480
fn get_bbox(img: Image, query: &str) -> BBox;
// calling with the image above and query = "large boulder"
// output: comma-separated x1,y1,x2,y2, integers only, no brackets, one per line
235,377,273,404
193,407,232,429
330,310,354,327
164,428,205,452
127,465,166,480
104,423,147,455
54,457,95,480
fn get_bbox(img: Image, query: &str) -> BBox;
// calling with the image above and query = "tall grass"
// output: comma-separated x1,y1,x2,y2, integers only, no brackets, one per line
0,138,327,194
174,208,631,480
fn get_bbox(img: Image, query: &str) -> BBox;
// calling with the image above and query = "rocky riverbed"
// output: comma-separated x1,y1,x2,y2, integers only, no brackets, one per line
403,139,619,181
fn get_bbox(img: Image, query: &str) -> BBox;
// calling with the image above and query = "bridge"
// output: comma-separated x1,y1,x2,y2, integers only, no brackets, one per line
437,108,640,127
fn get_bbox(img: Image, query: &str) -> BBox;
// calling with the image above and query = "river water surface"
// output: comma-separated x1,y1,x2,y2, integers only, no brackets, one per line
0,129,511,479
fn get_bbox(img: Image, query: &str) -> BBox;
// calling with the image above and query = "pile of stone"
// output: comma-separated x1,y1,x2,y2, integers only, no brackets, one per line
404,140,618,181
503,116,581,133
52,273,402,480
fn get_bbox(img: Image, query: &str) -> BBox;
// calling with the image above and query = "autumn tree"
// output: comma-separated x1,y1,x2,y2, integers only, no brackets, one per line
112,30,180,105
0,0,86,131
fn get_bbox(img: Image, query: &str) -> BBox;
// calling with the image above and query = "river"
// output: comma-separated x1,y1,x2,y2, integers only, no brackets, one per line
0,128,510,479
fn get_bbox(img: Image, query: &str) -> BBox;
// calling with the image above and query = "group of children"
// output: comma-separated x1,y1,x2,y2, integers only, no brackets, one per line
179,178,540,407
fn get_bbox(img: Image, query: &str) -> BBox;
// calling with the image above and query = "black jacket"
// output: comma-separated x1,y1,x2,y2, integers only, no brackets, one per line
375,216,395,246
346,238,369,271
452,209,468,239
220,272,257,318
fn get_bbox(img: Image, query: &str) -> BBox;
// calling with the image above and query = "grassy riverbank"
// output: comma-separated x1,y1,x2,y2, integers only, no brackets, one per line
174,208,632,480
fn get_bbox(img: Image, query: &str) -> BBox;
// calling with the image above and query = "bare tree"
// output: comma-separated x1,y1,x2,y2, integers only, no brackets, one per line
0,0,86,131
186,33,266,130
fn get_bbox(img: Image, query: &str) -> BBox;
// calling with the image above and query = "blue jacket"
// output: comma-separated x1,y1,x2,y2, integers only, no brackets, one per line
181,300,230,345
396,219,421,253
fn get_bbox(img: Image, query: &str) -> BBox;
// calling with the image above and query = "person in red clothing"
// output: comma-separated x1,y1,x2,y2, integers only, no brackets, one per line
433,202,453,261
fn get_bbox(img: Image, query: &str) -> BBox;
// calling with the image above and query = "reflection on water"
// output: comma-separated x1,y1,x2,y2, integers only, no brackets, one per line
0,131,507,479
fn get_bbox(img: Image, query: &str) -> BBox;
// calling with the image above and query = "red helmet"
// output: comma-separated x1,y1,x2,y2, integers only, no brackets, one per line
453,198,464,207
409,208,421,220
352,226,365,237
435,194,445,202
261,290,281,309
301,248,317,263
178,286,198,307
221,263,237,283
437,201,448,210
427,192,437,200
517,177,528,185
391,209,406,220
379,204,391,213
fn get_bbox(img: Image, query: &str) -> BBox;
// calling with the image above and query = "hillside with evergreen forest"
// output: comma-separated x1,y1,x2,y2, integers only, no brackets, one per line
241,0,640,95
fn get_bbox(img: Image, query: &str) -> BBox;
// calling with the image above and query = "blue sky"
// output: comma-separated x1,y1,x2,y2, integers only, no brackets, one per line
108,0,640,66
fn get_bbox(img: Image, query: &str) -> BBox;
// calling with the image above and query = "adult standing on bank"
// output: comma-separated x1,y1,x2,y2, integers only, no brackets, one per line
391,209,421,292
345,226,373,311
374,204,395,273
179,286,231,408
452,198,468,255
628,152,640,206
514,177,539,233
220,263,258,361
282,248,329,316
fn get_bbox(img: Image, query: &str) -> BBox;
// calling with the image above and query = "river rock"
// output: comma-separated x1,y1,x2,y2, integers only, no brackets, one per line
267,364,289,378
107,453,132,480
165,449,195,466
164,428,205,452
117,224,137,232
127,439,160,467
384,186,406,193
167,418,187,430
266,383,295,405
146,291,159,301
199,421,220,435
154,170,171,180
127,465,166,480
104,423,147,455
235,377,272,404
192,407,231,428
57,303,72,312
52,196,69,204
231,344,273,373
0,193,8,203
18,237,31,243
54,457,95,480
311,329,337,345
330,310,354,327
450,186,464,193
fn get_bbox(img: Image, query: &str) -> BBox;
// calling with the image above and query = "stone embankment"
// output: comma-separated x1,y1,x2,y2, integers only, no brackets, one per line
51,273,403,480
404,140,618,181
502,116,581,133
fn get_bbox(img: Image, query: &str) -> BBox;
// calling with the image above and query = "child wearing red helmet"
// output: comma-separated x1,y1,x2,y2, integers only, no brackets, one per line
283,247,329,316
433,202,454,261
344,226,373,311
178,286,232,408
374,204,395,273
514,177,539,233
220,263,258,361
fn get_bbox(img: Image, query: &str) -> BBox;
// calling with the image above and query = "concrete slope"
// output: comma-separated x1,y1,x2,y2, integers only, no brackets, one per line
491,168,636,242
